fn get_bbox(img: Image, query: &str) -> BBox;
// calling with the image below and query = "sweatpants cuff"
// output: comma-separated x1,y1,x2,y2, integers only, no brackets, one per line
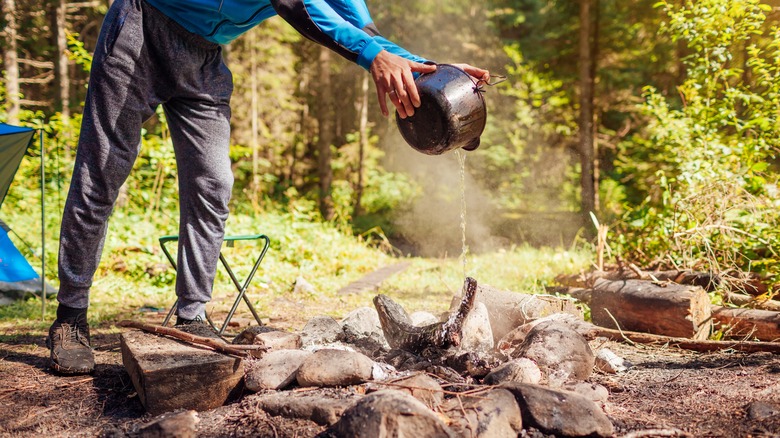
56,287,90,309
177,299,206,320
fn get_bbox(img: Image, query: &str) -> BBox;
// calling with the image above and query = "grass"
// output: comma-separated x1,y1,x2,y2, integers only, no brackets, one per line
0,204,593,336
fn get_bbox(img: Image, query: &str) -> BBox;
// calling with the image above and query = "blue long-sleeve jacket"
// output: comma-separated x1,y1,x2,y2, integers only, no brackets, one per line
144,0,427,70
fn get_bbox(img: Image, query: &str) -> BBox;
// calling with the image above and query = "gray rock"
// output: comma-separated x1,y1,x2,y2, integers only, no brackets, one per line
379,373,444,409
245,390,360,425
497,313,593,353
340,306,390,354
232,326,279,345
501,383,614,437
256,330,302,350
245,349,312,391
300,315,343,347
233,326,302,351
296,349,375,387
595,347,628,373
329,390,452,437
410,311,439,326
452,285,582,344
136,410,199,438
561,382,610,409
513,320,594,385
484,358,542,385
747,401,780,420
443,389,523,438
293,276,318,295
341,306,383,337
445,351,494,378
458,301,494,352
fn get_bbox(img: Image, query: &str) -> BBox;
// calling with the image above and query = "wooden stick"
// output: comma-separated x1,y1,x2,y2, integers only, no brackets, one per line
117,320,265,358
582,324,780,354
723,292,780,312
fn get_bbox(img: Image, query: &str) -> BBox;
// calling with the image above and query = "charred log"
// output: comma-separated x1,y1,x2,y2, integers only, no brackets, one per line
374,277,477,353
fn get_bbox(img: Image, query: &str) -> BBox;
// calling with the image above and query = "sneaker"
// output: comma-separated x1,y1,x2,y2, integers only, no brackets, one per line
174,314,217,337
47,315,95,375
174,314,206,326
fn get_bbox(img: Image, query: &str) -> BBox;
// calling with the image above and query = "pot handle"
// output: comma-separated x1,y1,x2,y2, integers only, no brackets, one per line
480,74,507,87
462,138,480,152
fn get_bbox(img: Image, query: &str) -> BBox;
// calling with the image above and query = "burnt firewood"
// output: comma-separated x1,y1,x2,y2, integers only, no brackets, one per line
374,277,477,353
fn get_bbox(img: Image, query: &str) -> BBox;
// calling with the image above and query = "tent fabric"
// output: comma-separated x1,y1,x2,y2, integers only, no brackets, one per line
0,123,35,210
0,227,38,282
0,123,55,304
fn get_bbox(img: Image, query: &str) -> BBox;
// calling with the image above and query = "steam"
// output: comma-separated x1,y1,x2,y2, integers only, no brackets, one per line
383,128,501,258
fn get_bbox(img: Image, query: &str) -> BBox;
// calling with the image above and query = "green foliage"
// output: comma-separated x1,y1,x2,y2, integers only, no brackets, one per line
66,31,93,73
480,43,578,213
615,0,780,278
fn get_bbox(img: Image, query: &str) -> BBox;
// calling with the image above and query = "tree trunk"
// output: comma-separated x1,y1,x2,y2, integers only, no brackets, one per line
250,30,260,210
316,47,335,220
353,74,370,218
577,0,597,225
56,0,72,156
3,0,21,124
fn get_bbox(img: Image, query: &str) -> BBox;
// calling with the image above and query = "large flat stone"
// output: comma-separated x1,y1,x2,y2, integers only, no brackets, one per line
246,390,361,425
120,329,244,415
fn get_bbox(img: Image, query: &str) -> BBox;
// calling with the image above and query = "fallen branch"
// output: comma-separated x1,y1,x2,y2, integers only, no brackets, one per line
117,320,266,358
723,292,780,312
581,324,780,354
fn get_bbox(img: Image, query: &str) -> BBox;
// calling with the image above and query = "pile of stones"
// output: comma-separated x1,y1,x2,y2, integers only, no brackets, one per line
226,285,625,438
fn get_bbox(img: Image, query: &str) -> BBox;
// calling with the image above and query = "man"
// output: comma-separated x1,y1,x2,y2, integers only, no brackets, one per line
47,0,489,374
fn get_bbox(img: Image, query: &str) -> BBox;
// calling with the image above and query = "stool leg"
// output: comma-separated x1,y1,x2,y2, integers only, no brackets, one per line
217,246,267,334
242,293,264,326
162,300,178,327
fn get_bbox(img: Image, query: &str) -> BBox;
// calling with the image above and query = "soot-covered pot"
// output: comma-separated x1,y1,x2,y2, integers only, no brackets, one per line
396,64,487,155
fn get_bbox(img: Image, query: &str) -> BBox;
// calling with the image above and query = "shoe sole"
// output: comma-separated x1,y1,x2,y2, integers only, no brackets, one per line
48,359,94,375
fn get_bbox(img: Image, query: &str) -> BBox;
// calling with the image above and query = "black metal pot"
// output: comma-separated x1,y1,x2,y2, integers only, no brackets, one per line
396,64,486,155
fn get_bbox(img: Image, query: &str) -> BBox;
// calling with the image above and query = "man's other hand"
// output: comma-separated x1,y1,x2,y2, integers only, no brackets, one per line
451,63,490,85
370,50,436,119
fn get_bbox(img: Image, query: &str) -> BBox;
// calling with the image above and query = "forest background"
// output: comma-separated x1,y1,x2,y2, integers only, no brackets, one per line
1,0,780,322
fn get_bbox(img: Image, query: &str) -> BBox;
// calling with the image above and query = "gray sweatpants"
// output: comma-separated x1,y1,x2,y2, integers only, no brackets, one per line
57,0,234,319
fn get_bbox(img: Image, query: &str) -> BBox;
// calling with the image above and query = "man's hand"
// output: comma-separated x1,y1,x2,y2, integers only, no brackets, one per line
370,50,436,119
451,63,490,85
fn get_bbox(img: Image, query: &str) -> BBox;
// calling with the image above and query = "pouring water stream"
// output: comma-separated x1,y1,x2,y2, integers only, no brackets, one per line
456,150,468,282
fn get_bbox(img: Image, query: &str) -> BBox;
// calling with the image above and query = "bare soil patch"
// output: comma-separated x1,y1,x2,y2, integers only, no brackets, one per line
1,323,779,437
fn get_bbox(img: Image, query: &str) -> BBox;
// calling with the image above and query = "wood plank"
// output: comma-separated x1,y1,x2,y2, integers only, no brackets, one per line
120,329,244,415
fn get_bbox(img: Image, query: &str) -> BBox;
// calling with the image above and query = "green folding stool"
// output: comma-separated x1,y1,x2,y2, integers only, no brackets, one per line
159,234,270,335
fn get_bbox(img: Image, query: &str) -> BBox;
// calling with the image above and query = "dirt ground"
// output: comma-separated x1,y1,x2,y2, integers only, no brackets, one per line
1,322,779,438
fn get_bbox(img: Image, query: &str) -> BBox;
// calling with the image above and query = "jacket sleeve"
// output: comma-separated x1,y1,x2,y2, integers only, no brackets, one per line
270,0,428,71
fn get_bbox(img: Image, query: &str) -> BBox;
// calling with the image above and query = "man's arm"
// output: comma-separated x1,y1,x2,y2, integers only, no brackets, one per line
270,0,415,70
270,0,487,118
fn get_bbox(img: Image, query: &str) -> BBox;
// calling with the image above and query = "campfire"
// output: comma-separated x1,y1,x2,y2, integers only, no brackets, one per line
119,271,780,437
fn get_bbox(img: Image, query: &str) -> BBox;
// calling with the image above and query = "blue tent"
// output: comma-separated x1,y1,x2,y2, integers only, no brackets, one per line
0,123,53,304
